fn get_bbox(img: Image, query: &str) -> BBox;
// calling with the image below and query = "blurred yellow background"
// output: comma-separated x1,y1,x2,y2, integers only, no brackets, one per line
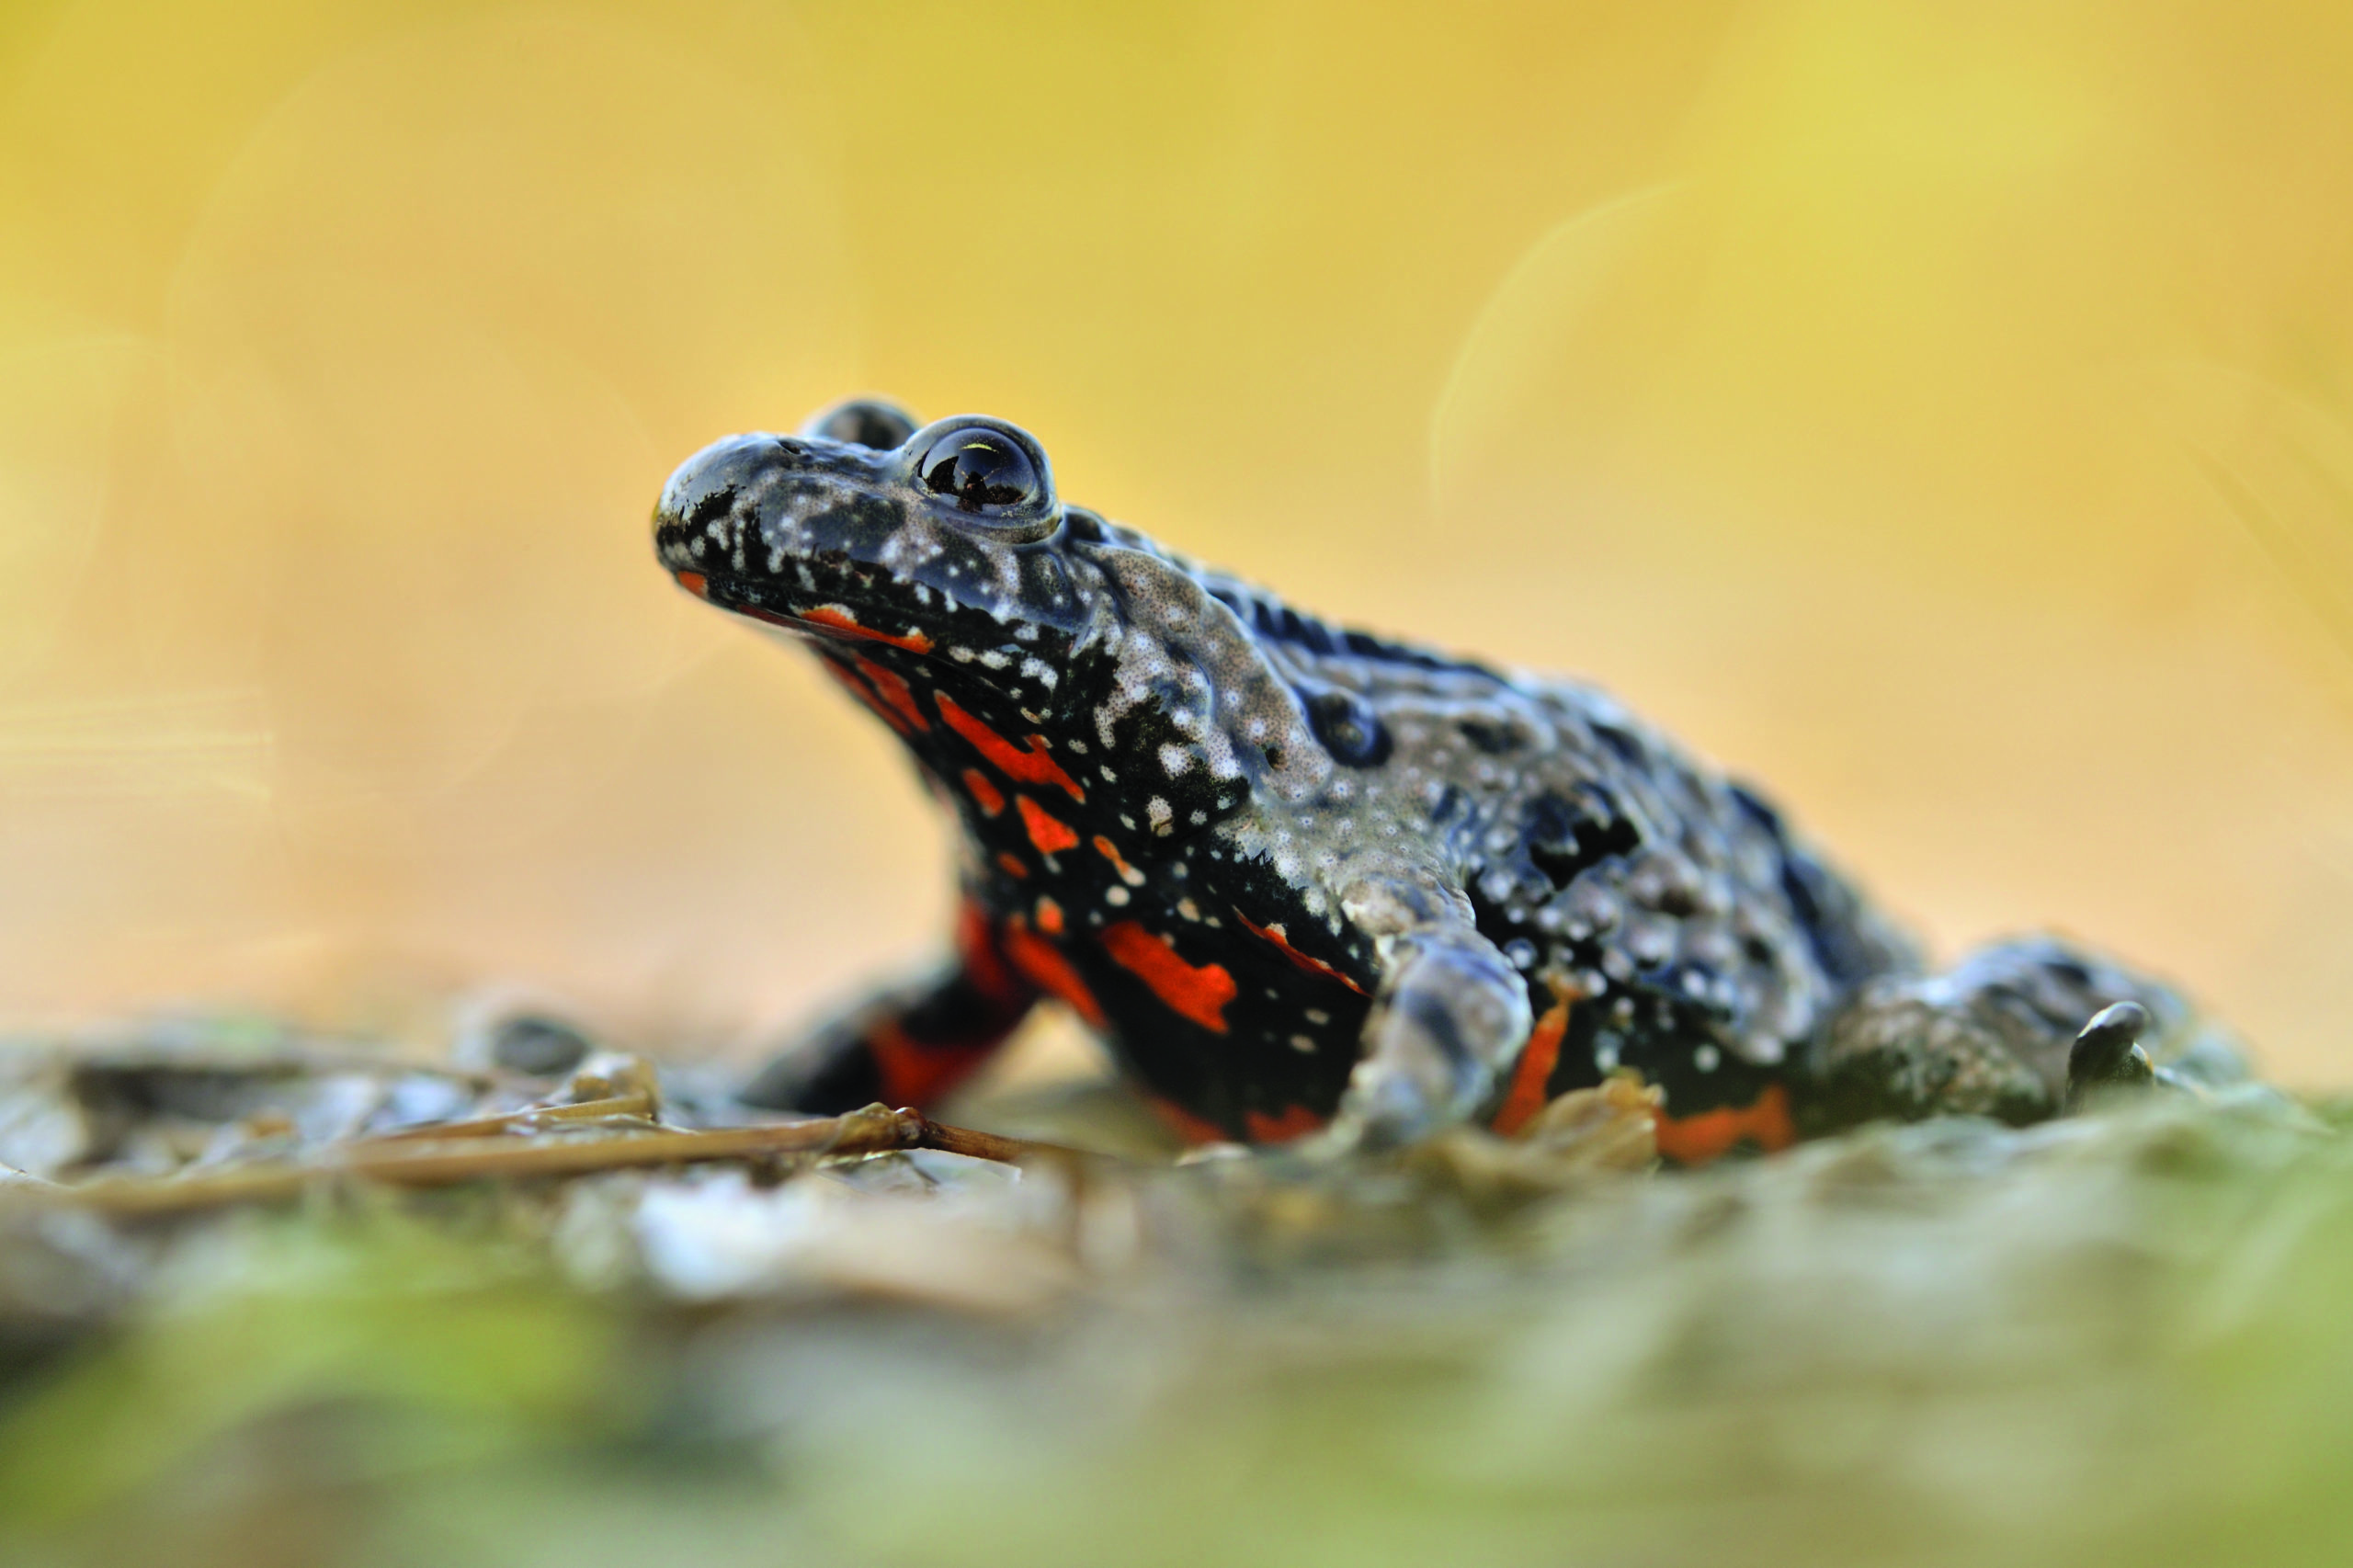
4,0,2352,1080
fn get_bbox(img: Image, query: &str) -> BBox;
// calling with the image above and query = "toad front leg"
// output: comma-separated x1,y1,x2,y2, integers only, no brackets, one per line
1324,880,1534,1151
737,904,1039,1116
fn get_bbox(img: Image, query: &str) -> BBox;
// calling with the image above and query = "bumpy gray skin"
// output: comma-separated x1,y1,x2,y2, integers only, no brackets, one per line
652,399,2250,1154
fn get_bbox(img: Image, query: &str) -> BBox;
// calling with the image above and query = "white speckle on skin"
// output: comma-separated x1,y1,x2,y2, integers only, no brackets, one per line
1147,797,1173,834
1289,1035,1316,1053
1695,1044,1720,1073
1304,1008,1330,1025
1106,886,1131,906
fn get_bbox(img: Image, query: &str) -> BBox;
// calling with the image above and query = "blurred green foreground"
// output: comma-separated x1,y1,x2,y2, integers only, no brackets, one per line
4,1027,2353,1568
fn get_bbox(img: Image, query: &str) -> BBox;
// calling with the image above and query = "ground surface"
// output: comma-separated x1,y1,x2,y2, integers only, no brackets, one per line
2,1016,2351,1568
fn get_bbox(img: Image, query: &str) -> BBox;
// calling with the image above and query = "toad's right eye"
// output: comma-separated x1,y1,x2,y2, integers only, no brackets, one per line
915,426,1044,514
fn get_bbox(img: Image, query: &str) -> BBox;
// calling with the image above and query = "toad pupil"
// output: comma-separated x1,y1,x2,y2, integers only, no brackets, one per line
919,427,1039,511
654,398,2256,1157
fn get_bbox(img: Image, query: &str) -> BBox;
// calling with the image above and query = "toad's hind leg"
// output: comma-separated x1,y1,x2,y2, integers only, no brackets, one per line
1792,936,2251,1135
737,906,1039,1115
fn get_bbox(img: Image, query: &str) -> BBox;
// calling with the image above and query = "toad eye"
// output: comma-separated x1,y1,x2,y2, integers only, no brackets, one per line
915,426,1042,513
802,397,919,450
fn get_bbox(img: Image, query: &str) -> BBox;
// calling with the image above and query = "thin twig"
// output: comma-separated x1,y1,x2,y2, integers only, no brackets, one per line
367,1088,660,1141
41,1105,1102,1217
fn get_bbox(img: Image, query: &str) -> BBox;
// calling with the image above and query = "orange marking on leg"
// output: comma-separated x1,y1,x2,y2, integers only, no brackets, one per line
1099,922,1236,1033
935,692,1085,802
1149,1096,1230,1146
1491,993,1574,1135
1017,794,1079,855
868,1020,993,1109
996,852,1029,880
1092,835,1142,884
849,655,928,732
819,657,912,736
1002,917,1106,1028
673,571,708,597
1653,1083,1796,1165
961,768,1006,817
1034,896,1064,935
1244,1105,1326,1143
797,604,934,654
1233,910,1369,994
955,901,1025,1008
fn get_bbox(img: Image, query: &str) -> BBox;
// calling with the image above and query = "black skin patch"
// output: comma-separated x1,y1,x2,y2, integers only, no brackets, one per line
801,495,914,561
685,484,739,534
1458,717,1522,755
1523,785,1639,889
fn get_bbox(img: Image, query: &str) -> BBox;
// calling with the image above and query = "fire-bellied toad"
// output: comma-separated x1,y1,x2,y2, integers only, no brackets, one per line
653,401,2251,1158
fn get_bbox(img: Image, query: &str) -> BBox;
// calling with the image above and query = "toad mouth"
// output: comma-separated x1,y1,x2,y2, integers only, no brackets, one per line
669,571,935,656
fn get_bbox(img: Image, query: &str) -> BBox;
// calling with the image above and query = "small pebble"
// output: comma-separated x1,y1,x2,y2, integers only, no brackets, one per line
490,1015,593,1077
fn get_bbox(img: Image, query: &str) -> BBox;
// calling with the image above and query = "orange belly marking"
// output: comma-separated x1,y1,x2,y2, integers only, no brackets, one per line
935,692,1086,802
1099,922,1236,1033
1653,1084,1796,1165
961,768,1006,817
820,657,914,736
1244,1105,1326,1143
796,604,934,654
1149,1097,1230,1146
849,655,928,733
1016,794,1079,855
1002,916,1106,1029
1092,835,1143,885
955,901,1025,1009
1233,911,1369,994
1490,992,1575,1136
868,1020,992,1109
